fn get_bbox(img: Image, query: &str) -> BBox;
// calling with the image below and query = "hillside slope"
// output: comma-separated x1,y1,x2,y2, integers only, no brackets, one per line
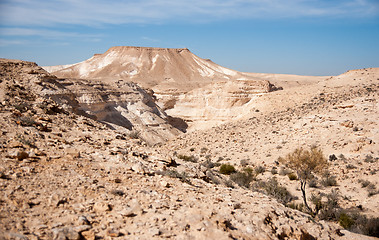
162,68,379,224
1,59,372,239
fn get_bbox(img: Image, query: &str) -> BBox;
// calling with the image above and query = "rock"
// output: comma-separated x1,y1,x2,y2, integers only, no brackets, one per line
93,202,111,212
160,180,170,188
52,227,80,240
8,149,29,160
78,216,91,226
81,230,95,240
131,162,149,174
106,228,120,237
65,148,80,158
1,232,29,240
49,194,68,207
119,199,142,217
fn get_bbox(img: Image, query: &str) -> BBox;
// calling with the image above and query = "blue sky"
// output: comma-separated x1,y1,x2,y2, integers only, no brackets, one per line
0,0,378,76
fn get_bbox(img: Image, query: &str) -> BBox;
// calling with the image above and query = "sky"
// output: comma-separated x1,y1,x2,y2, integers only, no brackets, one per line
0,0,378,76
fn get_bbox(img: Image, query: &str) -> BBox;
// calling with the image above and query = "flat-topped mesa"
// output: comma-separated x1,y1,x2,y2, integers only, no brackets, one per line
106,46,190,53
43,46,254,89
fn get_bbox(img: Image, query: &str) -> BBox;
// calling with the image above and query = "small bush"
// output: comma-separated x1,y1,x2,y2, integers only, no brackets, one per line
364,155,377,163
317,190,340,220
240,159,249,167
339,213,355,229
177,154,197,163
321,171,338,187
338,154,347,161
367,183,378,197
308,178,318,188
288,173,297,180
253,178,293,204
230,171,254,188
347,214,379,237
359,179,371,188
255,165,265,175
202,160,219,169
219,164,236,175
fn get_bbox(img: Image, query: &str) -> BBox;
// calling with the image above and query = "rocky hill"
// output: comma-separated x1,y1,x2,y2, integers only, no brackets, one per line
2,59,377,239
1,59,183,145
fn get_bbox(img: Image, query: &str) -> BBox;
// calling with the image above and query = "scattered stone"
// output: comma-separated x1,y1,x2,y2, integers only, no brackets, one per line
93,202,111,212
160,180,170,188
81,230,95,240
106,228,120,237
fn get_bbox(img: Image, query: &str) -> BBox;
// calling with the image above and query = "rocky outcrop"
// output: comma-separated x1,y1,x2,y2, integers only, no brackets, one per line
1,59,182,145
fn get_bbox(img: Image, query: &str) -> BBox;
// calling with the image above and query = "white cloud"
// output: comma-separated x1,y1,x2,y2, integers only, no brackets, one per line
0,39,28,47
0,0,378,27
0,27,101,38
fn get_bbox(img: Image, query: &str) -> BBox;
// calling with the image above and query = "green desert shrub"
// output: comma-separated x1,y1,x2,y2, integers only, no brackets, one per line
339,213,355,229
287,172,297,180
177,154,197,163
219,164,236,175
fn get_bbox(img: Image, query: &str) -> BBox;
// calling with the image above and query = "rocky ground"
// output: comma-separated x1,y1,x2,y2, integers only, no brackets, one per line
0,59,378,239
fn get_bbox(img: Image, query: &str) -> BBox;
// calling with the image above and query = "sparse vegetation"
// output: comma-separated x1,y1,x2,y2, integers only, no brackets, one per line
321,171,338,187
346,164,357,169
339,213,355,229
177,154,197,163
156,170,191,185
253,178,294,204
254,165,265,175
338,154,347,161
230,170,254,188
359,179,371,188
364,155,377,163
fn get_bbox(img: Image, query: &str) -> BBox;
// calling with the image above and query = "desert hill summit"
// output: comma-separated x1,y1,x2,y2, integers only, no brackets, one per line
44,46,327,129
2,58,378,239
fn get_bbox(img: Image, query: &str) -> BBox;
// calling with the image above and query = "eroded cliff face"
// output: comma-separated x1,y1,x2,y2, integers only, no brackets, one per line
1,59,182,145
164,80,275,127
